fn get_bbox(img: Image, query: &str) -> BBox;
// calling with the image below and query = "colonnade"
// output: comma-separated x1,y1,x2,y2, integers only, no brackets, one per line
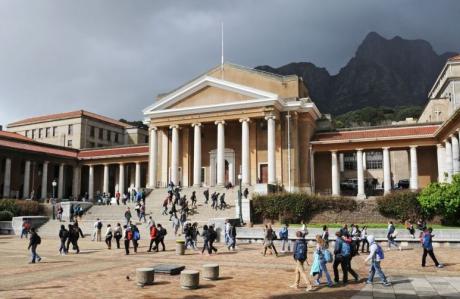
438,131,460,182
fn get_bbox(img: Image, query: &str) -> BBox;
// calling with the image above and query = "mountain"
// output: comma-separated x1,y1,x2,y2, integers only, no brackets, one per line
256,32,457,115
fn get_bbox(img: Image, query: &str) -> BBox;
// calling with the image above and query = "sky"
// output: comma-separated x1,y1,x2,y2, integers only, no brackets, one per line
0,0,459,127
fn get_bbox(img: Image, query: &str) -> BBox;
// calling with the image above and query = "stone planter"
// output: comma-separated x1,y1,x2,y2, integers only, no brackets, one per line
176,240,185,255
136,268,154,286
202,264,219,280
180,270,199,289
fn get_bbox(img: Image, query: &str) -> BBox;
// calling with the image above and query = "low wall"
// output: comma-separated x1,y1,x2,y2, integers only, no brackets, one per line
0,221,13,235
11,216,49,235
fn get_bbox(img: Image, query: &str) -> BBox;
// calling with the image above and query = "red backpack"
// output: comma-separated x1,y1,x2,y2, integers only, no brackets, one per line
127,230,133,240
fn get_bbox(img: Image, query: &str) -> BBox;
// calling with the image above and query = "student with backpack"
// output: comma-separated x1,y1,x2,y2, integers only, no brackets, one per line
147,224,158,252
131,224,140,253
114,223,122,249
312,235,333,287
154,224,167,252
58,224,69,255
365,235,391,286
290,231,313,292
263,224,279,257
28,228,42,264
333,231,350,284
387,221,401,251
105,224,113,249
421,227,443,268
123,225,132,255
279,223,291,252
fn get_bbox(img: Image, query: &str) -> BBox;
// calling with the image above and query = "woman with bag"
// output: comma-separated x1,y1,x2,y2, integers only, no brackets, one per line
313,235,333,287
263,224,278,257
105,224,113,249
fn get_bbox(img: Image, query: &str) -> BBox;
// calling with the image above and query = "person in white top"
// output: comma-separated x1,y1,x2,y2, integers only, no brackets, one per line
365,235,390,286
105,224,113,249
92,218,102,242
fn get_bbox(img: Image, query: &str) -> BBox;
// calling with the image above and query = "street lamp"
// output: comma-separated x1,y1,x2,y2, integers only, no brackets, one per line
52,179,57,220
237,173,243,225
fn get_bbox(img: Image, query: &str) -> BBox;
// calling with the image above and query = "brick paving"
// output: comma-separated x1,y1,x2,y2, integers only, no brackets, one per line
0,235,459,298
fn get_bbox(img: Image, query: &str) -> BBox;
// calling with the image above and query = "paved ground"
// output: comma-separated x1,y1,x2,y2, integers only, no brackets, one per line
0,235,459,299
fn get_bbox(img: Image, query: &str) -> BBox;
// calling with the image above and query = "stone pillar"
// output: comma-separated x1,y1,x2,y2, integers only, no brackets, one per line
240,118,250,186
445,139,453,182
72,165,81,198
452,134,460,174
103,164,109,194
356,149,365,198
23,160,31,199
119,163,125,193
383,147,391,194
339,153,344,172
41,161,48,199
331,151,340,196
362,152,367,170
161,129,169,187
88,165,94,200
266,115,276,185
3,158,11,198
216,120,225,187
409,146,418,190
170,125,180,185
148,127,158,188
135,162,141,190
192,123,202,187
58,163,65,199
436,144,445,183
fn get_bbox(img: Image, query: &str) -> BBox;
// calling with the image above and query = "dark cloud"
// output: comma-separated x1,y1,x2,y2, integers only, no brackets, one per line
0,0,459,126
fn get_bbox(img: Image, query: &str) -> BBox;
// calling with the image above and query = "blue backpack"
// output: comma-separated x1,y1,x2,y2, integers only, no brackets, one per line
322,249,333,263
294,240,307,261
341,241,351,257
376,244,384,260
133,230,140,241
279,227,288,239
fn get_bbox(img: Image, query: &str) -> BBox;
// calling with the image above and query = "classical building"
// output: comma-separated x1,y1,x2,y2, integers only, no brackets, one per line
1,56,460,201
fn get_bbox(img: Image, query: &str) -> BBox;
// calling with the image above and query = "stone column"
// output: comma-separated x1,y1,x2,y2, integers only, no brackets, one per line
23,160,31,199
331,151,340,196
170,125,180,185
356,149,365,198
339,153,344,172
58,163,65,199
452,134,460,174
72,165,81,198
40,161,49,199
445,139,453,182
240,118,250,186
383,147,391,194
148,127,158,188
88,165,94,200
436,144,445,182
409,146,418,190
135,162,141,190
3,158,11,198
266,115,276,185
161,129,169,187
215,120,225,187
103,164,109,194
119,163,125,193
192,123,202,187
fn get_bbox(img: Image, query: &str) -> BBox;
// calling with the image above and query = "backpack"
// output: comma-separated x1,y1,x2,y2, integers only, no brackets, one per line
341,241,351,257
127,230,133,240
162,228,167,236
97,221,103,230
376,244,385,260
279,228,288,239
294,240,307,261
61,230,69,239
36,234,41,245
322,249,333,263
133,230,140,241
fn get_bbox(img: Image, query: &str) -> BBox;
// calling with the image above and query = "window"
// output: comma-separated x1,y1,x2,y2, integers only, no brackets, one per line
98,128,103,139
25,130,29,138
366,151,383,169
68,124,73,135
344,153,356,170
38,128,43,138
67,140,73,147
145,135,149,143
107,130,111,141
52,127,57,137
90,126,95,137
45,127,50,138
31,129,36,139
115,133,119,143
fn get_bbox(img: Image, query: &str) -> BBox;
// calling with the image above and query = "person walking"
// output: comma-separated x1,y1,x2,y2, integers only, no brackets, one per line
365,235,391,286
162,197,168,216
279,223,291,252
20,219,30,239
131,224,140,253
361,226,370,253
139,203,146,223
28,228,42,264
203,189,209,204
148,224,158,252
105,224,113,249
115,190,120,205
172,214,180,236
67,223,84,254
114,223,122,249
343,234,360,282
154,224,166,252
263,224,279,257
201,225,210,255
58,224,69,255
333,231,348,284
290,231,313,292
315,235,333,287
207,225,218,254
387,221,401,251
421,227,443,268
124,208,132,225
123,225,131,255
405,220,416,239
191,191,197,207
321,225,329,249
227,223,236,251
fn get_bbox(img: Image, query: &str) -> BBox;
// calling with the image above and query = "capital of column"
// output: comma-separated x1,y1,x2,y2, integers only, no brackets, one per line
356,148,363,153
239,118,250,123
382,147,390,150
437,143,444,149
409,145,418,149
330,150,338,153
169,124,180,129
43,161,49,165
150,126,158,131
264,115,276,121
191,122,201,127
215,120,225,125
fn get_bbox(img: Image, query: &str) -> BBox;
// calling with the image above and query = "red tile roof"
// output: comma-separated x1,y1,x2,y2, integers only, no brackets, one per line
0,130,34,142
7,110,131,128
78,145,149,159
312,125,439,142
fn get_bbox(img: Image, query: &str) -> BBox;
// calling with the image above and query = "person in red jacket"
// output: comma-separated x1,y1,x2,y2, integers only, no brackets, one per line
147,225,158,252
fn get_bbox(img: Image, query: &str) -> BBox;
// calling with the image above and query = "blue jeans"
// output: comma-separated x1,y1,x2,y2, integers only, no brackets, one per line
281,238,291,251
31,244,41,262
318,261,333,285
367,260,387,283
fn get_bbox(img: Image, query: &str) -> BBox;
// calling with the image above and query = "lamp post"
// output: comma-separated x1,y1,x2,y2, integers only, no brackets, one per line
237,173,243,225
52,179,57,220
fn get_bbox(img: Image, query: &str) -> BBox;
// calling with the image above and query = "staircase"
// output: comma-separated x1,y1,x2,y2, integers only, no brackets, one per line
37,186,250,237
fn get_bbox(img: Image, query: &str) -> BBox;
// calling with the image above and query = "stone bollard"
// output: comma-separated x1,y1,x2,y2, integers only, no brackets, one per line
136,268,155,286
202,264,219,280
180,270,200,289
176,240,185,255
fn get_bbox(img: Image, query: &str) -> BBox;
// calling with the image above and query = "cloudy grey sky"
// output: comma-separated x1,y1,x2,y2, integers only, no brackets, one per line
0,0,459,127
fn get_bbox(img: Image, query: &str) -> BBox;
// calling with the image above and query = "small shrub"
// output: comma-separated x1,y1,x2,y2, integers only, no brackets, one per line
0,199,43,217
0,199,19,215
0,210,14,221
376,190,422,221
